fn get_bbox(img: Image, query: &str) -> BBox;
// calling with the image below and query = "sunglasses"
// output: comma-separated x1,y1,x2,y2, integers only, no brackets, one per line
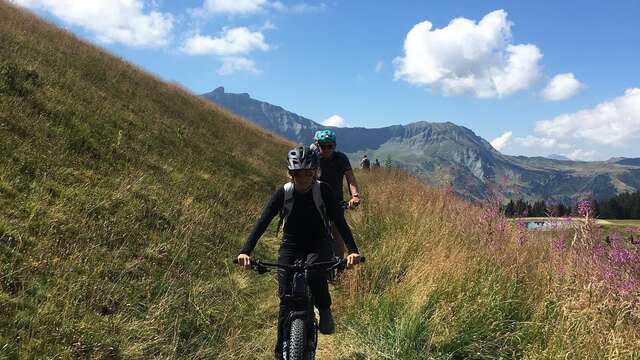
318,143,335,150
291,169,316,177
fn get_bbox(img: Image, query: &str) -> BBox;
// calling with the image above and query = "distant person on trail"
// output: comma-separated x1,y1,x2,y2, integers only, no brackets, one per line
360,155,370,170
373,158,381,169
236,145,361,357
311,129,361,258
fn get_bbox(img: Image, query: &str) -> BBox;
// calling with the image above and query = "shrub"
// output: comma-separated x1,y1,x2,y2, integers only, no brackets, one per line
0,62,40,97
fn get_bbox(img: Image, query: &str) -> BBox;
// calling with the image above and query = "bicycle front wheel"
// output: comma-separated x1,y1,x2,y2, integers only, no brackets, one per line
288,318,307,360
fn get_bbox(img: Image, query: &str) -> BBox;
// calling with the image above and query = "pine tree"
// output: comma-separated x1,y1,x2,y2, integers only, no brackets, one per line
383,155,393,169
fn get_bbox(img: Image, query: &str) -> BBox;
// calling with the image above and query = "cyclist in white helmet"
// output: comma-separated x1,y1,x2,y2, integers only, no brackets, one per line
237,145,361,359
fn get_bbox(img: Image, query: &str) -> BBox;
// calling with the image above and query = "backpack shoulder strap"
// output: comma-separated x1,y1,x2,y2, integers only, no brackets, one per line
276,182,295,236
312,181,332,237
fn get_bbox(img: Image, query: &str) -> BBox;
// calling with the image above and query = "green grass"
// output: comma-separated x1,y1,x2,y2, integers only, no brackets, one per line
596,219,640,226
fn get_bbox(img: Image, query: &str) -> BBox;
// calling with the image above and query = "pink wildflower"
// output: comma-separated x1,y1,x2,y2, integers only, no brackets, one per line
553,236,565,252
605,271,615,281
577,199,591,217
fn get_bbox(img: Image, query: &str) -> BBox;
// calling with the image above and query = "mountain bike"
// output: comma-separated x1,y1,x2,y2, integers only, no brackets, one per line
234,256,365,360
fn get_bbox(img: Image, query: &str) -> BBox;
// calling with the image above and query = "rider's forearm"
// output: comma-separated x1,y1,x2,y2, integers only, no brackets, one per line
333,214,359,254
322,183,359,254
349,183,359,198
345,171,359,197
240,189,282,254
240,217,270,254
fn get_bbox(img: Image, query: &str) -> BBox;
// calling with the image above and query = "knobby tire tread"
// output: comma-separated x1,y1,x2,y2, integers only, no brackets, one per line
288,318,307,360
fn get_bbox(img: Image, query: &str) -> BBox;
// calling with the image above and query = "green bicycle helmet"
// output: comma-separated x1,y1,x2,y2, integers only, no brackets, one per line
314,129,336,143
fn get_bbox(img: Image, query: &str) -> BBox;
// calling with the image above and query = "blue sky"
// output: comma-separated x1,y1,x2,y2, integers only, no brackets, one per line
12,0,640,161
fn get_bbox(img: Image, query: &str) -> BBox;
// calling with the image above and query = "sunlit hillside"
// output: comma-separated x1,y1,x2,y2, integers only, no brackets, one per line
1,2,291,357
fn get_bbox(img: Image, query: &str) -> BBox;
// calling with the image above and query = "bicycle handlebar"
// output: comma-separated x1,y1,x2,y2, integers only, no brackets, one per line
233,256,366,274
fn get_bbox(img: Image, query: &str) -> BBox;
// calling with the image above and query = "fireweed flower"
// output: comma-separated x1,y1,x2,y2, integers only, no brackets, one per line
518,223,528,245
605,271,615,281
444,185,455,196
577,199,591,217
610,232,624,243
553,235,566,252
591,243,605,257
618,280,638,294
609,248,634,266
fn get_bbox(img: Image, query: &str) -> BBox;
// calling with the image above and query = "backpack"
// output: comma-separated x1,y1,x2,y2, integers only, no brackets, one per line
276,181,332,238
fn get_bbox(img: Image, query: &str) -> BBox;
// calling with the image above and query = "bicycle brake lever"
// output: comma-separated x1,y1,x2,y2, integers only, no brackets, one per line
251,261,270,274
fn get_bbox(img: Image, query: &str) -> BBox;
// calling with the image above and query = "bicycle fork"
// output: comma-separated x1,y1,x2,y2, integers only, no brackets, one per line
282,270,317,359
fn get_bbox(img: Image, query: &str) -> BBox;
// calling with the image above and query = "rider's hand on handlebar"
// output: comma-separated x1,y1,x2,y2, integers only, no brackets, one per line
237,254,251,269
346,253,361,268
348,196,360,209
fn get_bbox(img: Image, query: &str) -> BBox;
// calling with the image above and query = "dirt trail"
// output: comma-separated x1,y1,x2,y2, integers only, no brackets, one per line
315,332,337,360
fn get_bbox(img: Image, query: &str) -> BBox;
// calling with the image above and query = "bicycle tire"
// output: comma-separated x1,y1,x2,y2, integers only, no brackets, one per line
288,318,307,360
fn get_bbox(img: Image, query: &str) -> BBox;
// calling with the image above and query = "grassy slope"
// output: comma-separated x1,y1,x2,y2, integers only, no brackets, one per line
1,2,290,358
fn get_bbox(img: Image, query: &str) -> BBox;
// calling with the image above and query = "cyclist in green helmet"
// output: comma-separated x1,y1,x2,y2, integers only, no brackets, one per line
312,129,361,258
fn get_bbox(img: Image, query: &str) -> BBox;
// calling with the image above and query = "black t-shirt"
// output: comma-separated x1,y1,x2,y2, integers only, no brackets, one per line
318,151,352,201
284,189,326,244
240,182,358,254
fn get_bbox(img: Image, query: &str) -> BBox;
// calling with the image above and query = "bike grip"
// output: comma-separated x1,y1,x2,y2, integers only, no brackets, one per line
359,256,366,263
233,259,238,264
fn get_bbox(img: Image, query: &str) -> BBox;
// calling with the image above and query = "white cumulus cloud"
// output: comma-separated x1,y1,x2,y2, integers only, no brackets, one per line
490,131,512,151
566,149,596,161
217,57,260,75
322,115,349,127
202,0,268,14
288,3,327,13
196,0,323,15
11,0,174,48
535,88,640,145
181,27,269,75
181,27,269,56
513,135,571,149
393,9,542,98
542,73,585,101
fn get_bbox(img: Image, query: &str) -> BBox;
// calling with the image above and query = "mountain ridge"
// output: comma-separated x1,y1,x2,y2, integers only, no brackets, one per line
202,87,640,201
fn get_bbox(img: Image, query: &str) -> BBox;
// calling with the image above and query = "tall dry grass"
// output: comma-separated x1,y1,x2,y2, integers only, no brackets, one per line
330,170,640,359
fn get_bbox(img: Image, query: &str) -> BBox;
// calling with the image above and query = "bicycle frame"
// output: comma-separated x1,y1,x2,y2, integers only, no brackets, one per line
234,256,364,359
282,259,318,358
